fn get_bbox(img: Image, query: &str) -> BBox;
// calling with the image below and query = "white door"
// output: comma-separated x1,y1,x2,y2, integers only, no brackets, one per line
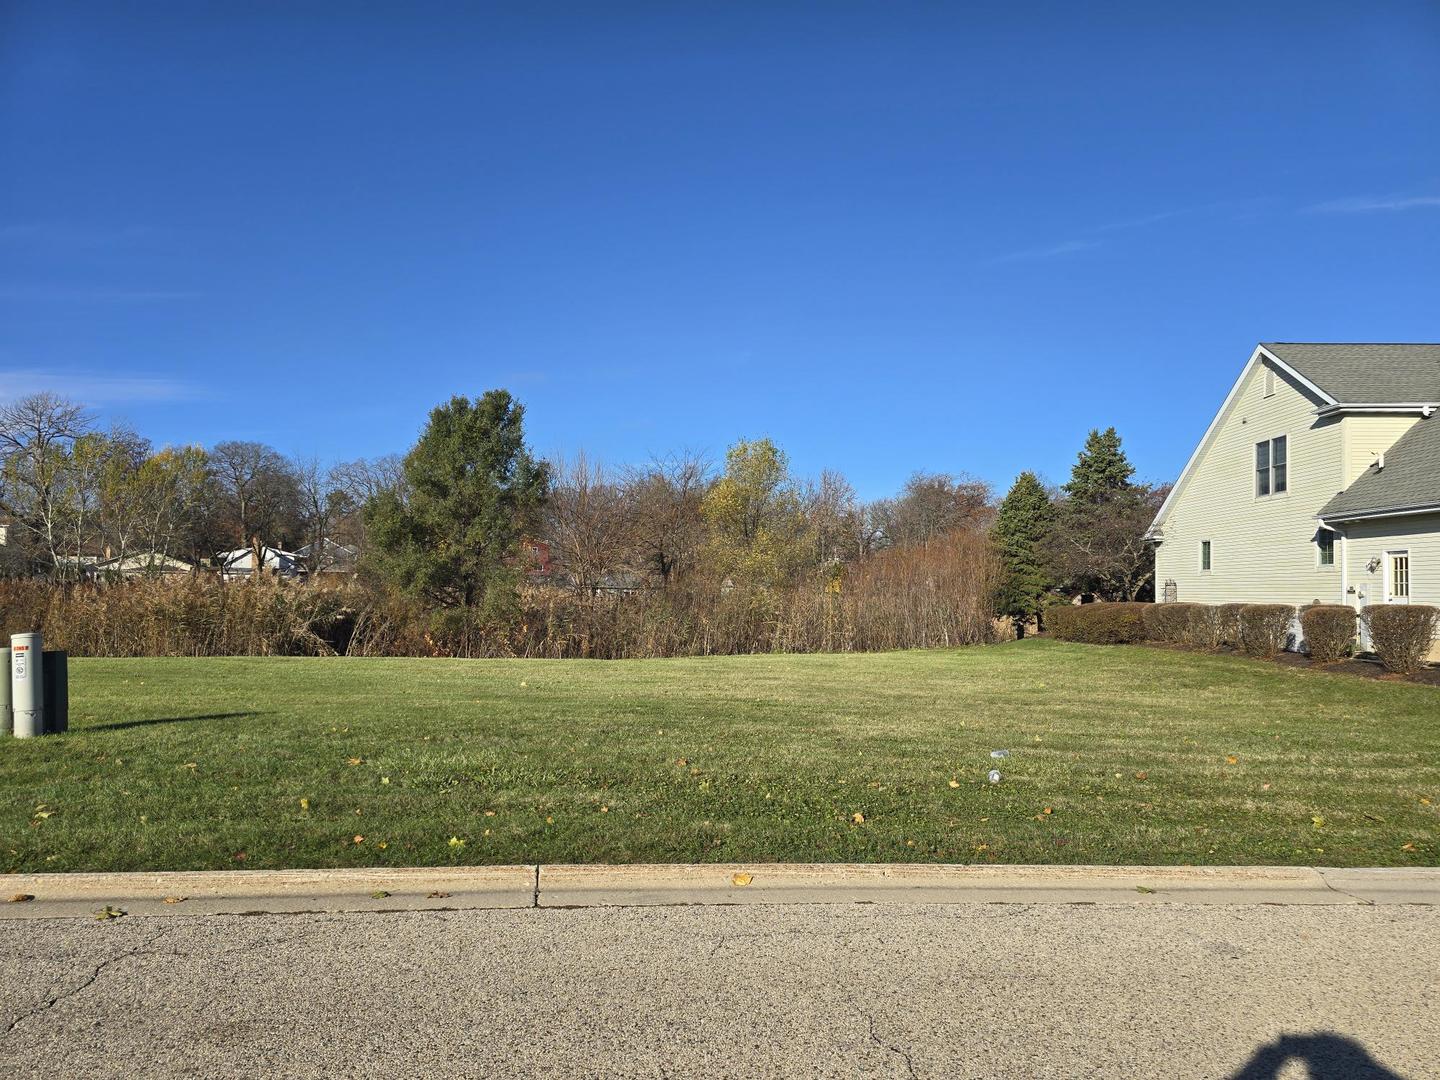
1384,551,1411,604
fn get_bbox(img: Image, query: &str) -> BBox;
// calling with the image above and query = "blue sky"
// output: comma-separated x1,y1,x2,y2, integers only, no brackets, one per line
2,2,1438,499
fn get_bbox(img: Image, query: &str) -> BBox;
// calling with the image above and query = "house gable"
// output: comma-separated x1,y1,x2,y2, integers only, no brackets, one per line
1150,349,1343,605
1147,345,1332,540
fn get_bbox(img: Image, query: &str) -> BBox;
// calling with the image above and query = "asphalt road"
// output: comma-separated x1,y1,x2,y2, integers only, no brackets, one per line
0,902,1432,1079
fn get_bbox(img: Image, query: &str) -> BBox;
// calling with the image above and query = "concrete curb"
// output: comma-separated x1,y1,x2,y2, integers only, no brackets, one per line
2,864,1436,919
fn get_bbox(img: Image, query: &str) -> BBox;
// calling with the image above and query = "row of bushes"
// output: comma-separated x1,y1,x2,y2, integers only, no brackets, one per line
0,532,1000,659
1046,600,1440,675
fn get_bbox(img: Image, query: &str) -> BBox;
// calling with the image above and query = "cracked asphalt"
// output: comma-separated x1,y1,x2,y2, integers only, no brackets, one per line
0,902,1434,1078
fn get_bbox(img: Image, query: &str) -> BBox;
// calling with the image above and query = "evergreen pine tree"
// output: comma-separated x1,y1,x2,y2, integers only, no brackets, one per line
992,471,1054,635
363,390,550,615
1063,427,1135,504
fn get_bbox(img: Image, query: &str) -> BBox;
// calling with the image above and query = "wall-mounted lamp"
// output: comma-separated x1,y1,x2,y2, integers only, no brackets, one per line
1366,557,1382,573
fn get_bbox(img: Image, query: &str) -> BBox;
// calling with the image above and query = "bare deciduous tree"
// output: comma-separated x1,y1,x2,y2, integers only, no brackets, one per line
0,393,95,571
546,453,631,593
208,440,303,550
621,452,711,587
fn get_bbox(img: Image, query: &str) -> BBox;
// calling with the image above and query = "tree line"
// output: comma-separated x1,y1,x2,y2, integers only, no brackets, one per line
0,387,1164,652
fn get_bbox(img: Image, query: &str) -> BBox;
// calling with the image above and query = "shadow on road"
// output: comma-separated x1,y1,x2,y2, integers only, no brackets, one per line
89,711,266,731
1229,1033,1407,1079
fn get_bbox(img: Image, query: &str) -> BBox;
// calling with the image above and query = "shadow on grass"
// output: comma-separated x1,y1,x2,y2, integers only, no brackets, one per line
1229,1033,1407,1079
89,711,268,732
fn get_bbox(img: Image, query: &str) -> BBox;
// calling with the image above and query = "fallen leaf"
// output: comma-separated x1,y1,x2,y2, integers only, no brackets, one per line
1261,783,1271,791
1312,816,1326,828
94,906,126,920
448,836,465,848
948,780,960,788
1225,756,1239,765
851,812,866,825
370,890,390,899
232,851,248,862
346,757,363,766
1135,885,1156,894
1042,807,1053,815
299,798,310,811
427,891,451,899
731,872,753,887
483,809,496,817
1421,797,1432,807
1401,843,1417,853
8,894,34,903
353,835,365,844
377,841,388,850
1134,771,1148,781
162,896,186,904
599,806,609,813
381,777,390,785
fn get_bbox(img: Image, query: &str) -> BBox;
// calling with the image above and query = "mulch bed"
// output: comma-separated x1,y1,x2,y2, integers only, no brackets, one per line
1095,639,1440,688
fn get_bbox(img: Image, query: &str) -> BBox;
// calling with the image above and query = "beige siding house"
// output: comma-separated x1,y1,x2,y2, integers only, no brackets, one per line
1147,343,1440,658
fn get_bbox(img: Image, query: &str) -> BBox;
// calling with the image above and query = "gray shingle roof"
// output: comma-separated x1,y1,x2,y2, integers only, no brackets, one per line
1262,343,1440,403
1319,415,1440,520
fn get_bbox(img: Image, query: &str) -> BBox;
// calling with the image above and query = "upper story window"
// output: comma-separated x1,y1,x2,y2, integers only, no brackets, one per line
1317,530,1335,567
1256,435,1287,496
1200,540,1212,571
1263,369,1276,397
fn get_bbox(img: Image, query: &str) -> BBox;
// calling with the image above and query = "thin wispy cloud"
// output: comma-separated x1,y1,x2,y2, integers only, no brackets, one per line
992,239,1100,264
989,199,1268,265
1305,194,1440,214
0,370,205,406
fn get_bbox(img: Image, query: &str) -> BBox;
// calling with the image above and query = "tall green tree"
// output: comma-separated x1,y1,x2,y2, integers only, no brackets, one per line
992,471,1054,635
1063,427,1135,504
1049,427,1161,601
701,438,809,588
363,391,549,613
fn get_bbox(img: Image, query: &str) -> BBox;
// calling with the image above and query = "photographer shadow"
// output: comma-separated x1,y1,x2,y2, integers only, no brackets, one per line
1229,1033,1406,1080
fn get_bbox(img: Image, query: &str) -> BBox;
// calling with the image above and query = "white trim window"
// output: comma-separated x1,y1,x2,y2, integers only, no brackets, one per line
1316,530,1335,568
1255,435,1287,497
1200,540,1212,572
1385,550,1411,603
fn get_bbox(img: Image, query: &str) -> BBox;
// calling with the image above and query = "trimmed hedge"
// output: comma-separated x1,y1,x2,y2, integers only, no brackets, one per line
1217,603,1246,648
1142,602,1200,643
1050,601,1295,655
1300,604,1357,664
1045,602,1149,644
1238,604,1294,658
1184,605,1223,649
1361,604,1440,675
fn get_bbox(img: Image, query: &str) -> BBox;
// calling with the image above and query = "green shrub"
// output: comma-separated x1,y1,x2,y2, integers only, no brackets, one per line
1143,602,1199,644
1184,605,1223,648
1238,604,1294,658
1044,603,1082,640
1361,604,1440,675
1046,602,1149,644
1300,604,1357,664
1217,603,1246,647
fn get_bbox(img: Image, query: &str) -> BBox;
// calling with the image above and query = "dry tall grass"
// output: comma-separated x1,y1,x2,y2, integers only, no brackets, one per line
0,531,999,659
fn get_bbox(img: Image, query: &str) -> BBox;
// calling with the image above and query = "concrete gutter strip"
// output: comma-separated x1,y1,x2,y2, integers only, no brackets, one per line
1,864,1435,919
535,863,1410,908
0,866,536,920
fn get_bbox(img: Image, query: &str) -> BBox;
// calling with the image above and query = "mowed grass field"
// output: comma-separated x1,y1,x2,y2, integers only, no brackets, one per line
2,639,1436,873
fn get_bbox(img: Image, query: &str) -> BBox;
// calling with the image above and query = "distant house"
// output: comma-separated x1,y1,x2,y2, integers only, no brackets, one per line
296,539,358,576
1147,342,1440,657
217,545,305,580
94,552,196,578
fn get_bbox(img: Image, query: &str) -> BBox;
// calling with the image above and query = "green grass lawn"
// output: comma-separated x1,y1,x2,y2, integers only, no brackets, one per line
2,639,1436,872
